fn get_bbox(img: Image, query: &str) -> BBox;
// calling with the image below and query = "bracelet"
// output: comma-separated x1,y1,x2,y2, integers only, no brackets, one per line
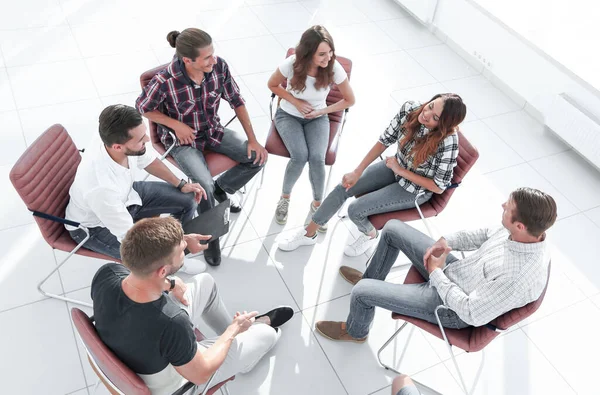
176,179,187,191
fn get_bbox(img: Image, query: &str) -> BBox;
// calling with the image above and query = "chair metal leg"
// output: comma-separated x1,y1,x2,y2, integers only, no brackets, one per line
435,306,470,394
39,226,93,308
221,383,231,395
377,321,409,374
200,371,219,395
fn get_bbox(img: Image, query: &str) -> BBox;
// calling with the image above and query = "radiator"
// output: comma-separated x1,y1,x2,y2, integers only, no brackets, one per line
545,93,600,169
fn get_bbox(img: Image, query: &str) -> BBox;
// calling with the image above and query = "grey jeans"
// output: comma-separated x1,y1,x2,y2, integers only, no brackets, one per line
69,181,197,260
312,160,430,234
275,108,330,201
346,220,469,339
170,129,264,213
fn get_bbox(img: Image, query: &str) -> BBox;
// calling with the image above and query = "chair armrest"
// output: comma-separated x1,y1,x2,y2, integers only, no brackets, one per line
171,381,195,395
31,210,81,228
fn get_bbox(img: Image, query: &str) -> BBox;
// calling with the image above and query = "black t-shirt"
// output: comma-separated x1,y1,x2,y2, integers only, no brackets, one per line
91,263,197,374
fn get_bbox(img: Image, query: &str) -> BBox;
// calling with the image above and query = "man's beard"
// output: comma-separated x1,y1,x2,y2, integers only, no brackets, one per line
124,146,146,156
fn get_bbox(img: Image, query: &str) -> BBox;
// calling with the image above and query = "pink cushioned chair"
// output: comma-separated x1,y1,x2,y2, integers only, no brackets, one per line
71,308,234,395
368,130,479,237
378,263,551,394
264,48,353,193
139,65,239,178
9,125,118,308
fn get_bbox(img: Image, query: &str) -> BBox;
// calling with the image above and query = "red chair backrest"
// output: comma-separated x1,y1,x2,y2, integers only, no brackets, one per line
139,64,169,151
283,48,352,123
71,308,151,395
9,125,81,247
429,130,479,214
400,261,551,352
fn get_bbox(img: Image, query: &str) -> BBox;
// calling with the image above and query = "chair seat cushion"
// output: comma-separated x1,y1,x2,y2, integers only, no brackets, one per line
265,118,342,166
53,231,121,262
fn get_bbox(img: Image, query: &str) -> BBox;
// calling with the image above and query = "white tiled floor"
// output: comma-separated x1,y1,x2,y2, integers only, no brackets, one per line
0,0,598,394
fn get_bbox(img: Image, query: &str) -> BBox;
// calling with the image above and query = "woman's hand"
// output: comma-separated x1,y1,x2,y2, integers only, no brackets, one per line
304,108,325,119
293,99,313,117
342,170,362,191
385,156,405,176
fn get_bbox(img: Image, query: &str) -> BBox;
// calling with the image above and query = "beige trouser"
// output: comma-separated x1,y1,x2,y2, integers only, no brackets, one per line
176,273,280,393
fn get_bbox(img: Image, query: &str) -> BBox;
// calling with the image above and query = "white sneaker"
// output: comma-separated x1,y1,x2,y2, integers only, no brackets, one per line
310,202,328,233
179,256,207,274
344,232,379,257
277,228,317,251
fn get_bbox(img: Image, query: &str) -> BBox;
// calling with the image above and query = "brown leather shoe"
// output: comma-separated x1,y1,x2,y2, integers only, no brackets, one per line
315,321,367,343
339,266,363,286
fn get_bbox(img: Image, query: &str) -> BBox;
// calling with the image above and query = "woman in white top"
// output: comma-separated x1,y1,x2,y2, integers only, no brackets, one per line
267,25,355,226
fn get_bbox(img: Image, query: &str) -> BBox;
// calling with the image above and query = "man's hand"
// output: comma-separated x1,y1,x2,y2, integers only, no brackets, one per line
247,139,268,166
304,108,325,119
230,311,258,336
341,170,362,191
425,245,452,274
173,122,196,146
169,277,189,306
423,237,449,267
293,99,313,116
180,182,207,203
184,234,212,254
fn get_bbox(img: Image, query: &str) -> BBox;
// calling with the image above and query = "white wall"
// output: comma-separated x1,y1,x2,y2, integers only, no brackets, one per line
431,0,600,122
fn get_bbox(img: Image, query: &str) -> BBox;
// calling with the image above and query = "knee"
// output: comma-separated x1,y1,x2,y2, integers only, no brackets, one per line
381,220,405,244
192,272,216,291
392,374,414,394
347,200,363,220
350,280,373,305
289,151,308,164
307,155,325,167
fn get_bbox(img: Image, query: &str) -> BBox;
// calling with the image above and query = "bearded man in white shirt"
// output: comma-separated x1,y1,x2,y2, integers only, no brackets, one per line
66,104,209,274
314,187,557,342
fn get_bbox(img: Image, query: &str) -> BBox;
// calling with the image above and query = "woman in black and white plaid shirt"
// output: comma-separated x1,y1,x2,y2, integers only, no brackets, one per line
278,93,467,255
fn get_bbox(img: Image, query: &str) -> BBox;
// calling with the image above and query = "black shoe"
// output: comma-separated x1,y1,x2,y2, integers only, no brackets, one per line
204,239,221,266
214,183,242,213
256,306,294,328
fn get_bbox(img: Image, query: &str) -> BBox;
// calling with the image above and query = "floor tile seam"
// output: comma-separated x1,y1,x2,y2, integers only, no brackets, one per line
0,44,27,146
519,326,579,394
582,207,600,229
65,386,90,395
296,308,351,395
517,291,598,331
523,150,594,212
0,221,35,233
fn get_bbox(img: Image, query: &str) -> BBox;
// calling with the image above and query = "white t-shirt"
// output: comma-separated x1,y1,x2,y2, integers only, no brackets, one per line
278,54,348,118
65,138,156,241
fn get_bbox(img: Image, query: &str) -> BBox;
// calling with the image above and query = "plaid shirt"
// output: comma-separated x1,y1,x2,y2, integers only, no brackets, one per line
135,56,245,150
379,101,459,197
430,228,550,327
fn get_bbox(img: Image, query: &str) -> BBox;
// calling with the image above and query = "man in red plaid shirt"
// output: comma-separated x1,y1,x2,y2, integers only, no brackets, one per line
136,28,268,266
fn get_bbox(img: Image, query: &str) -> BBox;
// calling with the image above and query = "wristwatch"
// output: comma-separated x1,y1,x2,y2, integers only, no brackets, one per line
168,277,176,292
176,179,187,191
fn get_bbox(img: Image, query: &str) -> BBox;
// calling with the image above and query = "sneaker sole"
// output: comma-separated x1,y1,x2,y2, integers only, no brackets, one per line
315,325,367,343
275,217,288,225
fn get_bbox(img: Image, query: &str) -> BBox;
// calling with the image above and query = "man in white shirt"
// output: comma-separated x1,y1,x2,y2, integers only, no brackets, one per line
314,187,557,341
66,104,210,274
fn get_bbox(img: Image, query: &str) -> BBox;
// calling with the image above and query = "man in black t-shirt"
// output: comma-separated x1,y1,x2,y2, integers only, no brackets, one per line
92,217,293,394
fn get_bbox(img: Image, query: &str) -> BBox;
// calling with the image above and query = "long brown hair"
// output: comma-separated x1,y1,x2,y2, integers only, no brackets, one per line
290,25,336,92
400,93,466,167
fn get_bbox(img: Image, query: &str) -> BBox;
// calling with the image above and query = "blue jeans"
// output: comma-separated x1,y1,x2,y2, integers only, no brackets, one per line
312,160,430,234
170,129,264,213
275,108,329,201
68,181,197,260
346,220,469,339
